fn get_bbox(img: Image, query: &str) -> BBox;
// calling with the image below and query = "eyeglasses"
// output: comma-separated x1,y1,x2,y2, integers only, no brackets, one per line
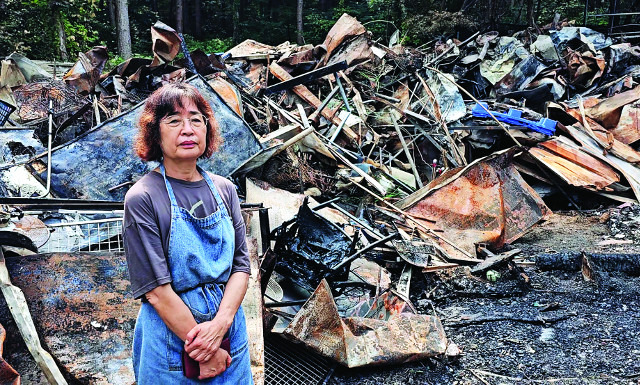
160,114,208,130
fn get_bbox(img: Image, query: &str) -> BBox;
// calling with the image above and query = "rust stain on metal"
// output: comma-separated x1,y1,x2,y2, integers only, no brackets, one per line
321,13,367,65
530,139,620,190
567,108,640,164
398,148,550,261
5,252,136,385
284,279,447,368
0,323,19,385
610,104,640,145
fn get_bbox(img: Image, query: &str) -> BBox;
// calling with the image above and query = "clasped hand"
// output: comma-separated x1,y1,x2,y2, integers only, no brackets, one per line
185,318,231,378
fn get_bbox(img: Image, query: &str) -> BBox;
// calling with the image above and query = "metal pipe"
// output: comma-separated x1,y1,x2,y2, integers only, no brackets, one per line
335,74,351,112
393,119,423,189
38,100,54,198
47,218,123,227
329,111,351,143
311,85,340,119
273,127,315,156
325,203,384,239
309,197,340,211
332,232,399,272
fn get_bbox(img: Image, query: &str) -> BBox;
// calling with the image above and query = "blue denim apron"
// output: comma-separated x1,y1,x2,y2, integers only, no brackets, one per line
132,165,253,384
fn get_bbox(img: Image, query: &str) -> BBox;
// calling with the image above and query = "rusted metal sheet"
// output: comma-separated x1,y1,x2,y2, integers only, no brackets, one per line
586,85,640,129
227,62,265,94
339,290,407,320
227,40,277,59
150,21,182,66
321,13,367,66
63,47,109,95
5,252,136,384
207,76,243,116
28,75,262,200
566,50,605,88
0,323,19,385
610,104,640,145
566,108,640,164
325,34,374,68
348,258,391,290
397,148,550,261
530,138,620,190
564,124,640,202
283,279,447,368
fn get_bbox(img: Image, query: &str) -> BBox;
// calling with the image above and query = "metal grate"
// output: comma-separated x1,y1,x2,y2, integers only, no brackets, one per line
39,218,124,253
265,334,334,385
0,100,16,126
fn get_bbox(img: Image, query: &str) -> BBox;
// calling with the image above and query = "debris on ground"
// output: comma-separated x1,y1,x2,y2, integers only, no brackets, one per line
0,13,640,385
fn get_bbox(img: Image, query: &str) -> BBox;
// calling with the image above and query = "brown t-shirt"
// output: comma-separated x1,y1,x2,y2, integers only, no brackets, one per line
123,170,250,299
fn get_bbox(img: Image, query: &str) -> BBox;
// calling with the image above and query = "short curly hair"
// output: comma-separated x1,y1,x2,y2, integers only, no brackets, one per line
134,83,221,162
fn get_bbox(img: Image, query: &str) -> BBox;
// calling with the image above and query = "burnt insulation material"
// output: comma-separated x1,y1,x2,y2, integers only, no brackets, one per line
536,252,640,276
273,199,354,291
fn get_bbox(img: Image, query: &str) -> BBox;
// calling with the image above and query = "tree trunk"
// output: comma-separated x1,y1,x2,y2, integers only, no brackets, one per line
55,10,68,61
489,0,497,30
107,0,116,27
175,0,184,33
194,0,202,39
526,0,534,27
115,0,132,59
151,0,158,12
232,0,240,44
296,0,304,45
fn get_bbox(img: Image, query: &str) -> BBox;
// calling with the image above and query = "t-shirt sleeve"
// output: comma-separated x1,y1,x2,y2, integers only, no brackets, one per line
220,179,251,276
123,185,172,299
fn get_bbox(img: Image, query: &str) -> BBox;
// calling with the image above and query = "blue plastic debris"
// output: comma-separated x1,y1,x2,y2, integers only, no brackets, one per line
471,102,556,136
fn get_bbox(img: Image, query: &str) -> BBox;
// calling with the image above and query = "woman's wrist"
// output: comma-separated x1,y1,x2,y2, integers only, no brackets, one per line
213,310,234,331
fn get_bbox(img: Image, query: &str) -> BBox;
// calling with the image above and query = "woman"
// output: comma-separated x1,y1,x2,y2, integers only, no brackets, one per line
123,82,253,383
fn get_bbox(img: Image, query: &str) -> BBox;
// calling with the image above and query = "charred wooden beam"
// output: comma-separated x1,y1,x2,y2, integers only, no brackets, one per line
264,61,348,94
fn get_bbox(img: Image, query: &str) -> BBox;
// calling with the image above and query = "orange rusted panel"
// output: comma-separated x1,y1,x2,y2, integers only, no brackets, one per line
398,148,550,261
566,108,640,164
208,76,243,116
0,323,19,385
150,21,182,66
63,46,109,95
321,14,367,66
283,279,447,368
586,85,640,129
610,104,640,145
530,147,619,190
532,138,620,189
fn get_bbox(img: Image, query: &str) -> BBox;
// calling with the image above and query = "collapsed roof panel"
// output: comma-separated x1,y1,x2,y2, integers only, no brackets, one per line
27,75,262,201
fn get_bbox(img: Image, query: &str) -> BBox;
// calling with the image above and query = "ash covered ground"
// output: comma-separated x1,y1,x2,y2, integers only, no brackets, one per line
331,209,640,385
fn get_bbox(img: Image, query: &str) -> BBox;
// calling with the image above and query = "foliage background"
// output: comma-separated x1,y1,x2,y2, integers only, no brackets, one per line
0,0,634,61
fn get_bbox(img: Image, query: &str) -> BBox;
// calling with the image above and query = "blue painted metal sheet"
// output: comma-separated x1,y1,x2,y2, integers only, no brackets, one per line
30,76,262,201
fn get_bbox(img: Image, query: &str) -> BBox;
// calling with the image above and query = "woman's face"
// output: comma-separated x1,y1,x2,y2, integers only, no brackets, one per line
158,98,208,163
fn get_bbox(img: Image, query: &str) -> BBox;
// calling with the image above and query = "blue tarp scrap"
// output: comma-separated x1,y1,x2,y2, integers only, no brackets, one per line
471,102,557,136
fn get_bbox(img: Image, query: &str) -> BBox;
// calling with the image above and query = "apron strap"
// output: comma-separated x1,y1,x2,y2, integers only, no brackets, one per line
159,164,179,207
199,166,230,218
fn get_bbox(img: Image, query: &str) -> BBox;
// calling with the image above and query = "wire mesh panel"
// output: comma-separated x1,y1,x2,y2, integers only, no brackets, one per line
265,334,334,385
39,218,124,253
0,100,15,126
